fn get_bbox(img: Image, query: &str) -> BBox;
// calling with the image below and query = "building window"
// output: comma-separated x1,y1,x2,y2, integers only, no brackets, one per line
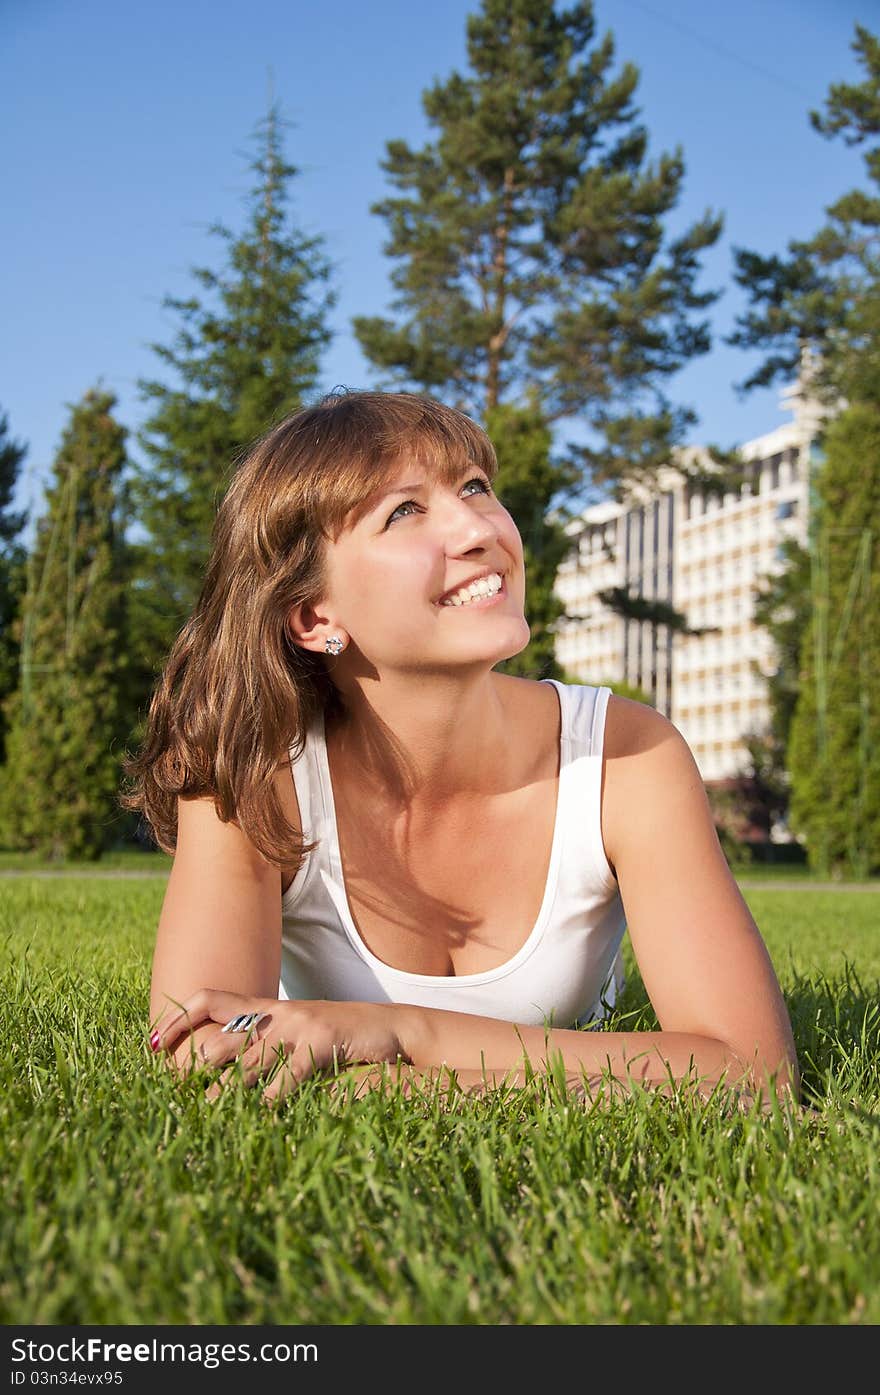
770,454,782,490
776,499,796,520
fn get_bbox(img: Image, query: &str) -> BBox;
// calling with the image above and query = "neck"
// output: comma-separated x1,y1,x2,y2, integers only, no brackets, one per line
328,667,516,807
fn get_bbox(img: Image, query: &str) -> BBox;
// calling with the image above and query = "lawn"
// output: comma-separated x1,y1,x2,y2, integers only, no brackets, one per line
1,875,878,1325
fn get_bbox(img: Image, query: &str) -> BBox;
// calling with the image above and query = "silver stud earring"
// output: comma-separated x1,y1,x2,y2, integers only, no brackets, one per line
324,635,345,656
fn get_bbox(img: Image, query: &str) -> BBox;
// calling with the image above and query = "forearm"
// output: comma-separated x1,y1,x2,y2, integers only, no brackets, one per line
390,1003,793,1099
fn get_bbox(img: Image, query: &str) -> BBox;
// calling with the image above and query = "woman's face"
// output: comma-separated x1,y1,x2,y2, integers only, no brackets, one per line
319,459,530,675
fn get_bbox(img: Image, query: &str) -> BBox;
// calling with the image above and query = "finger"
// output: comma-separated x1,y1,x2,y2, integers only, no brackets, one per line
150,989,235,1052
260,1044,317,1104
227,1036,277,1088
172,1034,213,1079
220,1011,269,1036
197,1017,274,1077
151,991,261,1053
207,1036,278,1100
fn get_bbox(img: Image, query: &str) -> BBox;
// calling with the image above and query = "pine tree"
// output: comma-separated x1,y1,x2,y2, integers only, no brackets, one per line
131,103,336,684
729,25,880,875
0,389,130,859
0,409,28,764
353,0,722,492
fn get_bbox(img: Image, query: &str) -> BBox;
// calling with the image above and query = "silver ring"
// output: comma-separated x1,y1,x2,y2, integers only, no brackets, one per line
221,1011,266,1034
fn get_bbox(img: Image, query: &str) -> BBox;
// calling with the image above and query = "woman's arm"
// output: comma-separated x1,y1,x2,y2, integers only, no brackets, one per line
149,773,289,1072
601,698,799,1099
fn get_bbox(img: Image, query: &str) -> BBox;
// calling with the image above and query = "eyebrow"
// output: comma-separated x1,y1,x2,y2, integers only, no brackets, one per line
374,482,425,501
363,477,448,515
369,467,486,506
354,467,488,526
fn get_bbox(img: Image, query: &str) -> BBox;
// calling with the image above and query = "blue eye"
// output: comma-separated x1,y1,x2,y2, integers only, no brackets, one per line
384,478,491,527
385,499,420,526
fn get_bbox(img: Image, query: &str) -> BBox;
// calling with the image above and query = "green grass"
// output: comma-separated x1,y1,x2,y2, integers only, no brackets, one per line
1,878,878,1325
0,848,172,873
736,861,815,879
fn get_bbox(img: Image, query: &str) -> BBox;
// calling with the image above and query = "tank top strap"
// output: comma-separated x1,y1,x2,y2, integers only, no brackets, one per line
543,680,617,892
543,679,611,757
282,723,324,908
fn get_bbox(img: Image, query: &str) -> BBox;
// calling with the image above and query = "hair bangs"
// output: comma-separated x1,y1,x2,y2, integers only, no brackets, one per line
300,391,498,537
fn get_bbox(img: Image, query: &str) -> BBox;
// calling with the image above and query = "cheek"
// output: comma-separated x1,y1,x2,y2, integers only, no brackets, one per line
350,547,430,594
334,546,435,631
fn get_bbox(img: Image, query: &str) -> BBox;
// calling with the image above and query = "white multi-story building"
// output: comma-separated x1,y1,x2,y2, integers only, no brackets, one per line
554,375,828,782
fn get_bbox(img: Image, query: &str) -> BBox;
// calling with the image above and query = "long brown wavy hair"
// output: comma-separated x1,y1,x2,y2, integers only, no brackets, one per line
120,389,499,870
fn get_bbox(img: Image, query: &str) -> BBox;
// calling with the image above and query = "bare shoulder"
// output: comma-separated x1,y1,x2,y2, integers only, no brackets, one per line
172,751,302,881
601,694,703,874
603,692,683,762
175,790,280,879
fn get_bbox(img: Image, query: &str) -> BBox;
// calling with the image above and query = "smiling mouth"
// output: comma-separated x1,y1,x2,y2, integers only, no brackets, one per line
438,572,505,607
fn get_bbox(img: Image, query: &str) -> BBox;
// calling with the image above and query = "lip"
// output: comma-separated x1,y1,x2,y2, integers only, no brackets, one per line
435,571,507,607
435,571,504,605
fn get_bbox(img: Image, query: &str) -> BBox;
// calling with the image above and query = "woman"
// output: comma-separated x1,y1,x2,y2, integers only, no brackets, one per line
129,389,799,1107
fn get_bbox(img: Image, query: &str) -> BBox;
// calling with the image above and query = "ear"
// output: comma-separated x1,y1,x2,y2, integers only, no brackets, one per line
287,600,349,655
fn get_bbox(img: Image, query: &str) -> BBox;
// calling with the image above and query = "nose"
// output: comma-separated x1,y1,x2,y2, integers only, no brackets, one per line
441,492,497,555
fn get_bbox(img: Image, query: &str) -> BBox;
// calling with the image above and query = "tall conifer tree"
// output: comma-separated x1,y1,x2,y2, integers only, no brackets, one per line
729,25,880,873
786,406,880,875
0,389,130,859
131,103,335,684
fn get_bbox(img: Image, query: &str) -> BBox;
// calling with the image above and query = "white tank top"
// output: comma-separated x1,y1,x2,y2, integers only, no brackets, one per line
279,681,627,1028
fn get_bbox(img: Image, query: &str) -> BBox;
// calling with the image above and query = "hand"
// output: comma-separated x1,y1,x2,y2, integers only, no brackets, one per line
150,989,408,1102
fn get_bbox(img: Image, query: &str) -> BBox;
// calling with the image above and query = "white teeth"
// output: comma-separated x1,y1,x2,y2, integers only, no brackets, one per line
440,572,503,607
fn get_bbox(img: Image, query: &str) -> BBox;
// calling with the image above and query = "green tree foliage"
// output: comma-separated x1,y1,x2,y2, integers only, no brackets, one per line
353,0,723,495
0,409,28,764
728,24,880,408
485,400,573,678
747,535,812,821
729,25,880,874
131,103,336,688
0,389,130,859
786,406,880,877
752,538,812,764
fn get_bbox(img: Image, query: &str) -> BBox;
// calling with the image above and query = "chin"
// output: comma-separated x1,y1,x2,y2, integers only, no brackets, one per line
480,618,532,666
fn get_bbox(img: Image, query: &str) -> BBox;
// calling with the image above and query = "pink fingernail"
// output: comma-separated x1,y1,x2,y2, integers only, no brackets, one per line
149,1030,161,1051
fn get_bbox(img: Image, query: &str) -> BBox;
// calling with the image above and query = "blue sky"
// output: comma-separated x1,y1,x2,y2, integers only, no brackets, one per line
1,0,873,521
